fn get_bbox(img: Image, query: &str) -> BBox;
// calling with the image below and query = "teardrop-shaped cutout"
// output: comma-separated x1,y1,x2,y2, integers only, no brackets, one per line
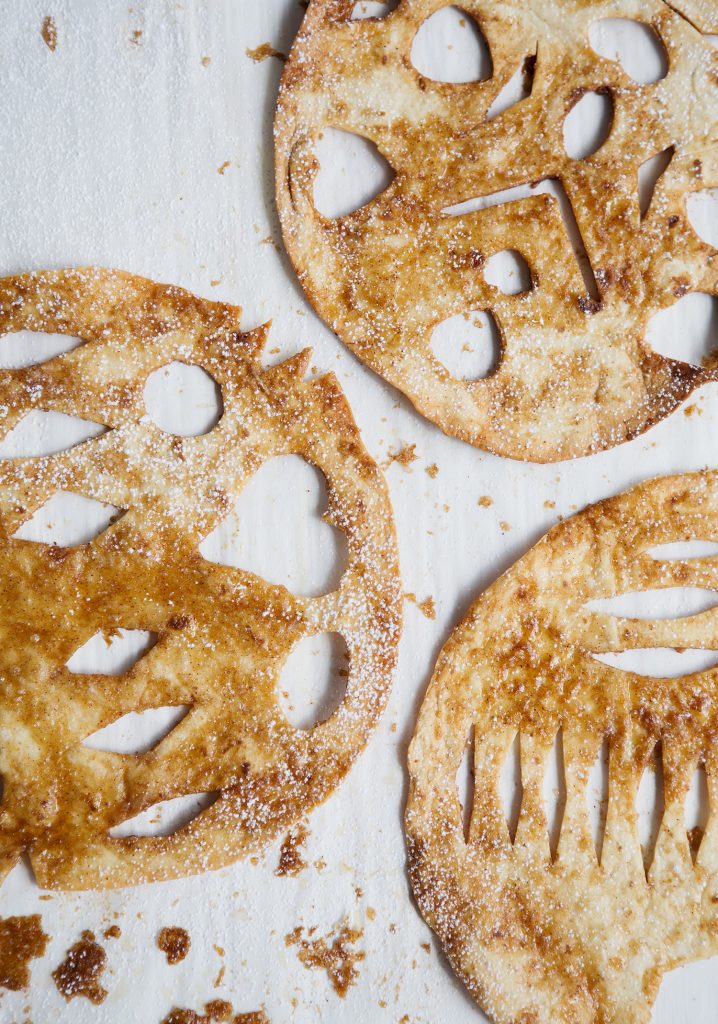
645,293,718,367
66,628,158,676
13,492,124,547
542,729,566,860
0,410,107,459
83,705,190,754
685,763,710,863
588,19,668,84
590,649,718,678
200,455,348,597
109,791,219,838
430,309,501,379
144,362,222,437
563,90,613,160
586,738,609,863
486,55,535,120
636,743,665,873
585,587,718,620
686,188,718,248
350,0,399,18
455,725,475,842
484,250,532,295
638,147,674,220
410,6,492,84
277,632,349,730
0,330,84,369
648,540,718,561
312,128,395,219
499,733,523,843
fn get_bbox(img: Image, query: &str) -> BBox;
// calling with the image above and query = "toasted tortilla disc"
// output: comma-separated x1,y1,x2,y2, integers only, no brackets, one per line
0,268,401,890
276,0,718,462
407,471,718,1023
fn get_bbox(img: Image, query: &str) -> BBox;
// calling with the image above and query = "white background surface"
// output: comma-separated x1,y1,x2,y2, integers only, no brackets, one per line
1,1,718,1021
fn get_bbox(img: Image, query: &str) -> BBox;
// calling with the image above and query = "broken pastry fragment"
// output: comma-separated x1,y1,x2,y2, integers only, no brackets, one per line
407,471,718,1023
0,268,400,890
276,0,718,461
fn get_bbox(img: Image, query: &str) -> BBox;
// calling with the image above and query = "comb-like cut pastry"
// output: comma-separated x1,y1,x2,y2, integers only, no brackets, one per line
276,0,718,462
0,268,401,890
407,471,718,1023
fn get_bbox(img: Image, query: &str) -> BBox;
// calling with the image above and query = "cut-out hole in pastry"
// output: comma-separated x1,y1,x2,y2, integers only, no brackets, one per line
543,729,566,860
350,0,399,18
686,188,718,249
647,540,718,561
430,309,501,379
499,733,523,843
588,19,668,84
143,362,223,437
456,725,475,842
563,90,613,160
443,178,597,299
587,738,609,863
410,6,492,84
590,649,718,678
277,632,349,731
685,764,710,863
706,35,718,51
486,54,535,121
0,410,107,459
66,628,158,676
109,792,220,839
200,455,348,597
636,743,665,873
645,293,718,367
638,146,674,220
585,587,718,620
484,250,532,295
83,705,190,755
0,330,84,369
13,492,124,547
312,128,395,219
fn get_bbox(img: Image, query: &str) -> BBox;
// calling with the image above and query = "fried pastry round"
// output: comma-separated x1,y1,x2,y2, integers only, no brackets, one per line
407,471,718,1023
0,268,401,890
276,0,718,462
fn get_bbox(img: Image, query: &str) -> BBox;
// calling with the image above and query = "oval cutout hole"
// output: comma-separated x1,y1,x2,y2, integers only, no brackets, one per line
686,189,718,249
645,293,718,367
430,309,501,379
636,743,665,873
350,0,398,18
200,455,348,598
586,738,609,863
83,705,190,755
0,330,84,369
13,491,124,547
109,791,219,839
313,128,395,219
563,90,613,160
455,726,475,842
144,362,223,437
499,733,523,843
484,250,532,295
648,540,718,561
638,147,674,220
410,6,492,84
585,587,718,620
590,649,718,678
277,632,349,730
66,628,157,676
542,729,566,860
486,55,535,120
685,763,710,863
0,410,107,459
588,19,668,84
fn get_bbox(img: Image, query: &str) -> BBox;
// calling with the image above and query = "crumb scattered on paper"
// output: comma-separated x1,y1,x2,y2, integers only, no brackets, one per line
417,597,436,620
52,930,108,1005
41,15,57,51
0,915,49,991
103,925,121,940
478,495,493,508
157,926,191,965
217,161,231,175
285,921,365,997
276,824,308,877
385,444,417,470
425,463,439,478
246,43,287,63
